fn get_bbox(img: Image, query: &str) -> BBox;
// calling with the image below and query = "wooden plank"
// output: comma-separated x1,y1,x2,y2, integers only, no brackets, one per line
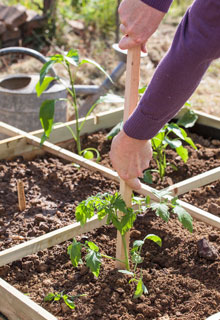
0,107,124,159
116,46,141,269
0,278,57,320
163,167,220,196
0,215,107,267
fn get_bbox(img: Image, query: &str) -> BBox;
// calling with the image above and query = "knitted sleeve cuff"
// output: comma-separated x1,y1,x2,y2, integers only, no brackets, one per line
123,107,170,140
141,0,173,13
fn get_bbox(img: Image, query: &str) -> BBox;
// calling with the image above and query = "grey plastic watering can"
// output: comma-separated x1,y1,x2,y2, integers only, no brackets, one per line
0,47,67,138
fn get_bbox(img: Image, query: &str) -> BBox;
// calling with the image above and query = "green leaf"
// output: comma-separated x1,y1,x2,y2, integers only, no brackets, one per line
113,195,128,214
151,132,165,148
164,137,182,149
138,86,147,94
40,60,56,85
64,49,79,66
39,100,55,139
177,109,198,128
54,293,62,301
119,210,136,235
118,270,134,276
75,197,96,226
134,278,144,299
145,195,151,205
133,240,145,248
173,205,193,233
36,76,55,97
67,239,82,267
44,293,55,302
63,296,76,309
176,145,188,162
150,202,170,222
184,136,197,149
143,170,153,184
131,251,143,264
79,58,113,83
86,241,99,252
83,150,94,160
106,122,123,140
85,249,102,277
144,234,162,247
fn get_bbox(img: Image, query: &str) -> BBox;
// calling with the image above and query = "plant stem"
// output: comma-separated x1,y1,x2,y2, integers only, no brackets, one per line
101,254,125,264
66,63,81,154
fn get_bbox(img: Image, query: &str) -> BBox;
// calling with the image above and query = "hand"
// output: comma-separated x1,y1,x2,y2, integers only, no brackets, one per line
109,129,152,190
118,0,165,53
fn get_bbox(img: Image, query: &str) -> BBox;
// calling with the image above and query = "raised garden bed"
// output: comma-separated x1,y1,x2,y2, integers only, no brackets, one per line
0,107,220,320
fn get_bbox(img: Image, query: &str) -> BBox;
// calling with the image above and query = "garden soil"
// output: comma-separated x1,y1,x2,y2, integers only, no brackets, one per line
0,130,220,320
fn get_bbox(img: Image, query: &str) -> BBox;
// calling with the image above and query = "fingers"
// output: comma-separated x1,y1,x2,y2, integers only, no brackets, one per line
119,35,139,50
124,178,142,190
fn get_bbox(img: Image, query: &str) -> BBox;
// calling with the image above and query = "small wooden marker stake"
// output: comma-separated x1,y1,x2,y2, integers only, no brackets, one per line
17,180,26,211
115,46,141,269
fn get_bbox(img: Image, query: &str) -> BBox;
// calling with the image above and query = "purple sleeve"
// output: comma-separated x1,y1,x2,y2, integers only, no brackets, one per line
124,0,220,140
141,0,173,13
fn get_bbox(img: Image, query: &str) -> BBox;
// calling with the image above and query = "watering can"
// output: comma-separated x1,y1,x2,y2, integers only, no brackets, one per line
0,47,68,139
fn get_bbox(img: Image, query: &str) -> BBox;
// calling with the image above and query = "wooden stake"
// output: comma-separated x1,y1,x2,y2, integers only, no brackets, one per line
115,46,141,269
17,180,26,211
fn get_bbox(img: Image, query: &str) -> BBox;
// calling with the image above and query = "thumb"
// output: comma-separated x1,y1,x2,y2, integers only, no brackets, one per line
141,43,147,53
125,178,141,190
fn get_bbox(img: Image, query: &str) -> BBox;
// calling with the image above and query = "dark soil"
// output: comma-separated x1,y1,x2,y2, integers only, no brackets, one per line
0,130,220,320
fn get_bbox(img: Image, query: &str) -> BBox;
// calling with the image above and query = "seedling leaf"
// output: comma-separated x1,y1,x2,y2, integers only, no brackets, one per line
39,60,56,85
67,239,82,267
177,109,198,128
150,202,170,222
36,76,55,97
118,270,134,276
106,121,123,140
164,137,182,149
39,99,55,140
144,234,162,247
134,278,145,299
176,145,188,162
133,240,145,248
173,205,193,233
131,251,143,264
85,249,102,277
44,293,55,302
86,241,99,252
143,170,153,184
63,296,76,309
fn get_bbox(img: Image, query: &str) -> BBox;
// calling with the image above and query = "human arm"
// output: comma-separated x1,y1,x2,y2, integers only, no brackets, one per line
111,0,220,187
118,0,173,52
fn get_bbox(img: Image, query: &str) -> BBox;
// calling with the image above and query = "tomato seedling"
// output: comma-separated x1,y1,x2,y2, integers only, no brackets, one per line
36,49,121,159
68,191,193,297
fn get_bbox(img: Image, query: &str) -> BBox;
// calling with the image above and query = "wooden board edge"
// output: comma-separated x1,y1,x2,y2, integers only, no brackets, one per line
163,167,220,196
0,278,57,320
0,215,107,267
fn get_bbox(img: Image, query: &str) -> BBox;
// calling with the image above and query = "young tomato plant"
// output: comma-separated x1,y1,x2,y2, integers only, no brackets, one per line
146,120,197,181
44,291,86,310
36,49,119,159
68,191,193,298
